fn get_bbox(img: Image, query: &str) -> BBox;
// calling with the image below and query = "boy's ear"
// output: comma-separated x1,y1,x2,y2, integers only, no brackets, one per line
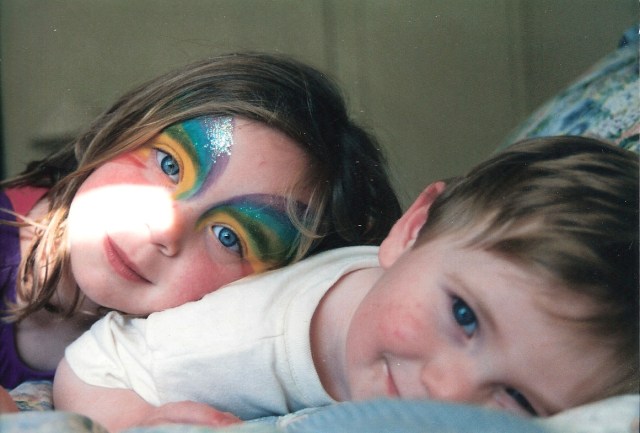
378,181,445,268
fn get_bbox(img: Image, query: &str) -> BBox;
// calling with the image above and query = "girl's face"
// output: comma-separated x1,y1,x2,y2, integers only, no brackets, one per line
67,116,311,314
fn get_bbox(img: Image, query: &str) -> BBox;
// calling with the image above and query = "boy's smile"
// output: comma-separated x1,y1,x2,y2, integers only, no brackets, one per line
341,234,607,417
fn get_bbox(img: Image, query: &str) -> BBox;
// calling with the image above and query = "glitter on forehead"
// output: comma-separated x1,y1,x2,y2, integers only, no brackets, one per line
203,116,233,163
168,115,234,199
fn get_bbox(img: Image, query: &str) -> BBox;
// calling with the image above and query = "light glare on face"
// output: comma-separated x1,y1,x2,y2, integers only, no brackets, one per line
69,184,176,242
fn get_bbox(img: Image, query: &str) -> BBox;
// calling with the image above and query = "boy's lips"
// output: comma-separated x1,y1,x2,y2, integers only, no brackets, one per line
104,236,150,283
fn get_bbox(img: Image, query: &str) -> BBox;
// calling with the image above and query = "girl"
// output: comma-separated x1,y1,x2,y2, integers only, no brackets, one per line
0,52,402,391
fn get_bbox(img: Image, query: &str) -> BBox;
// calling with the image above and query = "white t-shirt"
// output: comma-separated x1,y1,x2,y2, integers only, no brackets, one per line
65,246,379,420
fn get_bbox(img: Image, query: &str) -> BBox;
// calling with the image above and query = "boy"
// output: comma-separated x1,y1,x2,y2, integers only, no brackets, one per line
53,137,638,433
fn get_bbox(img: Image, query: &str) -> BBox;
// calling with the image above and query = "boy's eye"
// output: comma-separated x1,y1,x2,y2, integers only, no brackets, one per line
212,225,242,255
452,297,477,336
155,149,180,182
505,387,537,416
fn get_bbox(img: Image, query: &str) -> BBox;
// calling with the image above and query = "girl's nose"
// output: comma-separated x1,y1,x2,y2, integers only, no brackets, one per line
146,201,188,257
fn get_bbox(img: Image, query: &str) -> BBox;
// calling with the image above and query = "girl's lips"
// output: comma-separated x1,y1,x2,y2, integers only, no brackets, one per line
104,236,150,283
383,360,401,397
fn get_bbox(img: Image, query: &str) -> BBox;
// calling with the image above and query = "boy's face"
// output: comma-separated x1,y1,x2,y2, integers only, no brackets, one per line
344,234,603,416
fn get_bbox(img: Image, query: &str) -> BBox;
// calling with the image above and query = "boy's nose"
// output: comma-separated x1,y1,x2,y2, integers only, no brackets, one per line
146,201,188,257
420,357,479,403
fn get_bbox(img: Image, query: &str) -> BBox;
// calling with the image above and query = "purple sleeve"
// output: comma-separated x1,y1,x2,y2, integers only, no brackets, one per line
1,189,55,388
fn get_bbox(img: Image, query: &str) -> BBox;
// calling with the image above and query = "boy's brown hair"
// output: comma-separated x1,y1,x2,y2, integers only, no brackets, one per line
417,136,639,401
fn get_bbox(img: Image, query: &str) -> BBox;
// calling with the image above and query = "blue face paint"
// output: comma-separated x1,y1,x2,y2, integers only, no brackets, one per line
160,116,234,199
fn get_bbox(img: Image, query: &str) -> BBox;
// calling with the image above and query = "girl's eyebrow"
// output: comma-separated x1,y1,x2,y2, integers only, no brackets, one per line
197,194,305,266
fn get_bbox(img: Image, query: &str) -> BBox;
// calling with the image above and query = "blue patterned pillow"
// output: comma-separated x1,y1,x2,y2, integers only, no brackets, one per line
503,26,639,153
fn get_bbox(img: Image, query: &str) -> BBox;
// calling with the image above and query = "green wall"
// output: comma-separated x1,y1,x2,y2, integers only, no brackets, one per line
1,0,636,206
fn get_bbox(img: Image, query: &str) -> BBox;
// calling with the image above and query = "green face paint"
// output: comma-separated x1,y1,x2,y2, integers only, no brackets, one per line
198,194,303,272
160,116,234,199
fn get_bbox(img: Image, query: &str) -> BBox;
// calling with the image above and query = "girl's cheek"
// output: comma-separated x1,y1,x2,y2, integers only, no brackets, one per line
177,258,253,301
124,148,172,186
79,152,154,193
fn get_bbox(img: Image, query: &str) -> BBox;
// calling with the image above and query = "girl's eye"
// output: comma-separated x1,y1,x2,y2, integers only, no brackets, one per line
155,149,180,182
212,225,242,255
506,387,537,416
452,297,477,336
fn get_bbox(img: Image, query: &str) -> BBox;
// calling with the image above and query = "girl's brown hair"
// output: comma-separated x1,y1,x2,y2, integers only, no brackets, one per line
2,52,402,320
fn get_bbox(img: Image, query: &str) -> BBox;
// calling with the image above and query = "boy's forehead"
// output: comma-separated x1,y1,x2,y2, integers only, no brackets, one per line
530,280,601,324
433,228,589,312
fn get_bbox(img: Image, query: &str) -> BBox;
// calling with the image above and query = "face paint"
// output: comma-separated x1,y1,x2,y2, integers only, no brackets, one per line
198,194,305,272
160,116,234,199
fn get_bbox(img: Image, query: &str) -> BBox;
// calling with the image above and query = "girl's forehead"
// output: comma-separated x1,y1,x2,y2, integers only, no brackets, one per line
164,116,234,161
155,115,312,208
160,116,235,200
